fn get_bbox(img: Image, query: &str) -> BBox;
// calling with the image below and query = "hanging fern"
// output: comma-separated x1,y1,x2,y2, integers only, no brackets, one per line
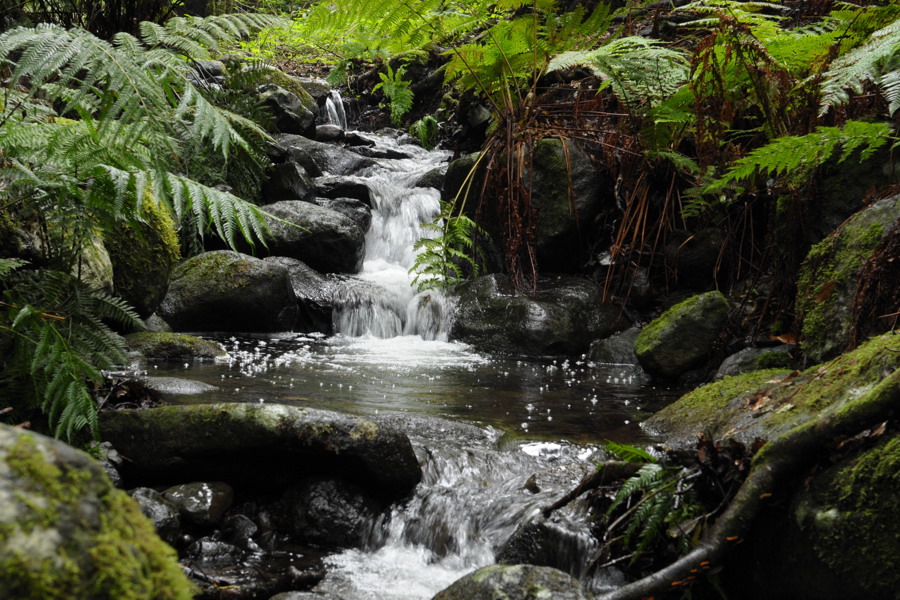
373,63,415,126
410,201,485,292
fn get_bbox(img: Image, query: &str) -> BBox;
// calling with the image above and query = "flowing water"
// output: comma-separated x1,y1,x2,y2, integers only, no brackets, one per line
148,121,681,598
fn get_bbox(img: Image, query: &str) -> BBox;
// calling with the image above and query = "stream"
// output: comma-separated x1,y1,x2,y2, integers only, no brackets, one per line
147,124,682,598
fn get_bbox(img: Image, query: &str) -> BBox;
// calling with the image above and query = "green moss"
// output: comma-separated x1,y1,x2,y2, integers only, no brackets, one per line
125,331,226,361
1,433,196,600
105,194,181,318
634,291,728,357
796,196,899,363
797,433,900,593
754,351,792,369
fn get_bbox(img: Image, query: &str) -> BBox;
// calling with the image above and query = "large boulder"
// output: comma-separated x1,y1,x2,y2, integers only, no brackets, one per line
283,478,380,547
100,403,422,501
276,134,377,176
263,256,336,333
795,194,900,363
642,333,900,600
261,162,317,203
259,84,316,137
124,331,228,361
315,175,373,205
158,250,297,332
450,274,628,356
432,564,591,600
258,200,365,274
528,138,611,272
314,197,372,233
634,291,730,379
0,425,195,599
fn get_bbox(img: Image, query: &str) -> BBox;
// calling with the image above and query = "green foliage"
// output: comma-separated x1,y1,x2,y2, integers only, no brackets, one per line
410,115,440,150
410,201,485,292
373,63,415,126
1,267,143,442
604,440,658,464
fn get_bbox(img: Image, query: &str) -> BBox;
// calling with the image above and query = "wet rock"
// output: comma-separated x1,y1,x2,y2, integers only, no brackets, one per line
315,123,344,142
314,197,372,233
587,327,649,384
314,175,373,205
269,592,342,600
187,537,242,562
795,194,900,363
294,77,332,101
125,331,228,361
413,164,446,190
496,517,595,577
714,345,793,379
158,250,298,332
263,257,335,334
277,135,377,176
274,135,324,177
262,162,317,203
141,376,219,397
284,479,380,547
260,85,316,137
0,425,195,599
129,487,182,546
100,403,422,500
221,514,260,552
432,564,590,600
350,145,413,160
164,481,234,528
256,201,365,274
450,274,628,356
634,290,730,379
145,313,173,332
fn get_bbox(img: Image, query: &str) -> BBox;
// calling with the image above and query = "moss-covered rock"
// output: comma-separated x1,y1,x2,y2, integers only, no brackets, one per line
644,332,900,448
0,425,195,600
124,331,227,361
432,564,590,600
634,291,731,380
105,196,181,319
795,194,900,363
158,250,298,332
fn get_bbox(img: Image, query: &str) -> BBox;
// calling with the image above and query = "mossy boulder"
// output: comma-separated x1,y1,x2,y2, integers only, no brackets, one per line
158,250,298,332
450,274,628,356
737,432,900,600
795,194,900,363
0,425,195,600
105,196,181,319
124,331,227,361
432,564,590,600
100,403,422,501
634,291,731,380
644,332,900,449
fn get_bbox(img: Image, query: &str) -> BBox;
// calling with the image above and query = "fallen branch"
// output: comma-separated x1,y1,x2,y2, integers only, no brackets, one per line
542,460,642,518
596,368,900,600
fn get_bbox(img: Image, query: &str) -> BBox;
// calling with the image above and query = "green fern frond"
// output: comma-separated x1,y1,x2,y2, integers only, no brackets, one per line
604,440,658,464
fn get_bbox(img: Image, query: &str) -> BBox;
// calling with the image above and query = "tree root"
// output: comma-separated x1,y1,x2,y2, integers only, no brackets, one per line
541,460,643,518
594,368,900,600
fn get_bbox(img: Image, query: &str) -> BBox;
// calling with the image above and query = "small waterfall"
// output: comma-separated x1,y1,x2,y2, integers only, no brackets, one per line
324,89,348,130
331,136,451,340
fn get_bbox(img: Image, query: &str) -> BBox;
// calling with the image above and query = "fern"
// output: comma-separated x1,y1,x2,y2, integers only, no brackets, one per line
373,63,415,126
705,120,895,194
604,440,658,464
1,269,143,442
410,201,485,291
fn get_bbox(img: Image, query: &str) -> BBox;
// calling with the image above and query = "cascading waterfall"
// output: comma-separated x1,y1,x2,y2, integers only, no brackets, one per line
330,133,452,341
324,89,348,130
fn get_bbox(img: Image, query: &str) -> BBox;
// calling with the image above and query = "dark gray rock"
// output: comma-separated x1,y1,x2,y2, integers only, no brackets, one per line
164,481,234,527
293,77,332,101
262,162,317,203
144,314,172,333
263,256,335,334
496,517,596,577
634,291,731,379
315,123,345,142
715,345,793,379
186,537,242,562
258,201,365,274
260,84,317,137
450,274,628,356
129,487,182,546
350,145,413,160
273,135,324,176
314,197,372,232
315,175,373,205
277,134,376,176
158,250,298,332
529,138,612,273
663,228,727,290
100,403,422,501
432,564,590,600
284,479,380,547
588,326,649,384
413,165,447,190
